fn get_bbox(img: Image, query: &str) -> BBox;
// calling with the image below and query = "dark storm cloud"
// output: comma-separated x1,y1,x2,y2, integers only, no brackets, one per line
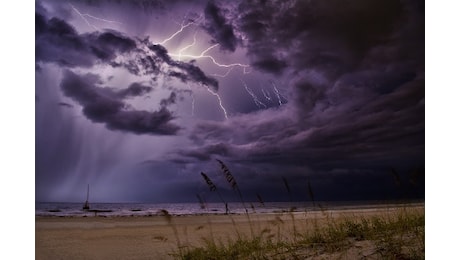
173,62,219,91
87,30,137,60
202,0,238,52
60,70,180,135
168,71,188,83
251,57,287,75
180,77,423,175
116,83,153,98
177,142,233,161
35,0,424,202
35,12,136,67
228,0,420,77
36,13,92,67
36,10,219,90
147,43,173,64
72,0,166,11
173,0,424,198
147,43,219,90
160,92,177,107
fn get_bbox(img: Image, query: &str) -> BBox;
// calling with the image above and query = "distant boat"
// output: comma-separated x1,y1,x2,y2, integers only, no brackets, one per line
83,184,90,210
82,185,113,215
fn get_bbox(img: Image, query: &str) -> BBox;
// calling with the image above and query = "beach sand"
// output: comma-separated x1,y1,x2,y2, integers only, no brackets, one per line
36,205,424,259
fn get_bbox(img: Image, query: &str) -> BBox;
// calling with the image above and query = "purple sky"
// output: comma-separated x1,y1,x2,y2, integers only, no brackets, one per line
35,0,424,203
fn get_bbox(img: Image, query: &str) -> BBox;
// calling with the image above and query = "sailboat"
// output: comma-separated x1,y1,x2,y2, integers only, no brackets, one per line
83,184,90,210
82,184,113,215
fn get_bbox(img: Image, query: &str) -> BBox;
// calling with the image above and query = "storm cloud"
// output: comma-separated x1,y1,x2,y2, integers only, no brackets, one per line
36,0,424,203
36,9,219,91
116,82,153,99
203,1,238,52
229,0,423,78
60,70,180,135
146,43,219,90
171,0,424,197
36,13,136,67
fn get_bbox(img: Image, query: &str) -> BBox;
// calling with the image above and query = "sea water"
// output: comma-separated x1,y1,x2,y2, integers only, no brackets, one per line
35,200,423,217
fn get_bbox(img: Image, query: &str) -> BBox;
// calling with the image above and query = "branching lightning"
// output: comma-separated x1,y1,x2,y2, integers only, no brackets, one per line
70,4,98,30
170,44,250,72
241,79,267,108
67,5,281,122
151,16,254,120
177,31,198,61
158,19,198,45
69,4,122,31
69,9,250,120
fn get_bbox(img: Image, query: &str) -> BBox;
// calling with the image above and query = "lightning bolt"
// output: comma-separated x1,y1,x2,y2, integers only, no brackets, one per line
157,16,250,77
137,33,231,120
202,84,228,119
211,67,234,78
271,81,287,106
117,13,248,120
154,19,249,120
177,31,197,61
69,4,122,31
261,87,272,101
159,21,194,45
158,15,203,46
241,79,267,108
170,44,250,72
81,14,122,25
70,4,98,30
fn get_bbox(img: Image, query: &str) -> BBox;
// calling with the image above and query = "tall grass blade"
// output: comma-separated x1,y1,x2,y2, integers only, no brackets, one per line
216,159,237,189
282,177,293,202
196,193,206,209
215,159,246,210
215,159,254,237
201,172,217,191
257,193,265,207
199,172,228,213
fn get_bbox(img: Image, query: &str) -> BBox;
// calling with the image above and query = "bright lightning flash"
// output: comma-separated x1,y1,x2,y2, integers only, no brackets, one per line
158,17,201,45
169,44,250,73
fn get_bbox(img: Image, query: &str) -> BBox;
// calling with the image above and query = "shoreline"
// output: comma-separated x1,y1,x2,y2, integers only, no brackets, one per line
35,201,425,218
36,204,424,259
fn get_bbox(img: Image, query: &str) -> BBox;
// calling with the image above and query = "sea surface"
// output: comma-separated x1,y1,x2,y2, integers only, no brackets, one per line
35,200,423,217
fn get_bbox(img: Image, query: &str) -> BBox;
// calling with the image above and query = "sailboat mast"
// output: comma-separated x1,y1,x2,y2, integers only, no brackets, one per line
83,184,90,210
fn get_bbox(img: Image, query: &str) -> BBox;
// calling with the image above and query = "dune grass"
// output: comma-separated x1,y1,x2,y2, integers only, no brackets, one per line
169,207,424,259
167,161,424,259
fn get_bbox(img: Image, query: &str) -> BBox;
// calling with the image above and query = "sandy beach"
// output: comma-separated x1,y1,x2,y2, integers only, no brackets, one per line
36,205,424,259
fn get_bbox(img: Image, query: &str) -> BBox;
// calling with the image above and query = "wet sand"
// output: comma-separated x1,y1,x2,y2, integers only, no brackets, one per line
36,205,424,259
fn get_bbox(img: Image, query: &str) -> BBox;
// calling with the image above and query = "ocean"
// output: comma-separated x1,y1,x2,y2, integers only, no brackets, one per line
35,200,423,217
